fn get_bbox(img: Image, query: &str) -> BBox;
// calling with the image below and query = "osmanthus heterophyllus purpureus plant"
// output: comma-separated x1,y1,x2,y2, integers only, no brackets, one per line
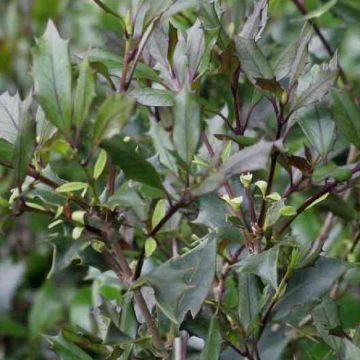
0,0,360,358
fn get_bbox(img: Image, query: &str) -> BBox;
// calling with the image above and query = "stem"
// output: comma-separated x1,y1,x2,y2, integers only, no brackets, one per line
231,66,242,134
0,160,89,210
134,197,192,280
119,40,131,92
103,226,163,350
275,184,336,238
107,160,116,197
245,187,257,226
258,107,284,228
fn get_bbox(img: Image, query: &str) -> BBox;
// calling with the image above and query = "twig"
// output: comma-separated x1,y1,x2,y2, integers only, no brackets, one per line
231,66,243,135
0,160,89,210
102,225,164,350
275,183,336,238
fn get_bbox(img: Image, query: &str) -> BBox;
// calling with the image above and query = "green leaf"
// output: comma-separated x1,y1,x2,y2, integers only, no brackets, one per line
312,297,342,350
279,206,297,217
238,274,261,332
93,149,107,180
193,194,228,228
149,121,177,172
134,232,216,324
240,0,268,41
129,88,174,107
0,139,14,162
32,20,72,134
234,246,279,289
273,257,349,320
271,42,298,81
235,37,273,81
12,94,35,187
36,106,56,144
291,58,338,112
93,94,134,144
264,199,284,229
14,114,35,187
55,182,88,193
85,48,159,82
29,281,64,338
0,317,27,337
288,24,312,86
45,332,92,360
48,235,89,277
152,199,167,230
0,92,22,144
186,19,205,81
193,140,273,196
145,237,157,258
331,89,360,148
73,58,95,128
173,89,201,164
101,135,164,191
299,114,335,157
200,315,222,360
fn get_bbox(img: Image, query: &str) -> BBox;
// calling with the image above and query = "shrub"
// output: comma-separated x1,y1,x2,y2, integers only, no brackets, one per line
0,0,359,359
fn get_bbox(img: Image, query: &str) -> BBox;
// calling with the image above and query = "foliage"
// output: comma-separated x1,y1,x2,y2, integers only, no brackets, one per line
0,0,360,359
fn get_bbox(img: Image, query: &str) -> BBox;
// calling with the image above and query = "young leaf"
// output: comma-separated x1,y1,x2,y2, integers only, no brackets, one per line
331,89,360,148
133,232,216,324
101,135,164,190
93,95,134,144
145,237,157,258
93,149,107,180
152,199,167,230
129,88,174,107
73,58,95,128
55,182,88,193
193,140,273,196
32,20,72,134
200,315,222,360
235,37,273,81
173,89,201,164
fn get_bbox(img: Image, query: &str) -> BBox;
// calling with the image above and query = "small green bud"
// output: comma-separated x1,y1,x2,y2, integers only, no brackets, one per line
221,194,243,211
240,173,253,187
71,210,86,225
